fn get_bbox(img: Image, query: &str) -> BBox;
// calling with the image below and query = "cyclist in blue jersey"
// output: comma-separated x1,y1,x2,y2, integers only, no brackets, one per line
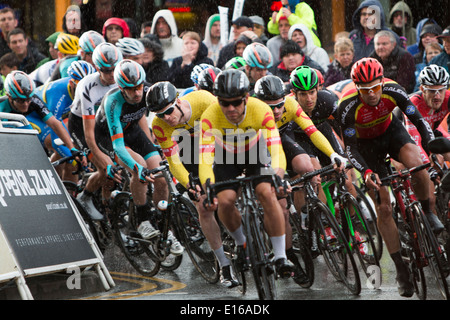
95,59,181,252
0,71,86,166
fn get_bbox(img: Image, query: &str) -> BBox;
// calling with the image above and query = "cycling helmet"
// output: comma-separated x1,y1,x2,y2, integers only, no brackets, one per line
197,67,221,92
190,63,213,85
224,56,247,71
67,60,97,82
116,37,145,56
146,81,178,112
254,75,286,101
213,69,250,98
419,64,450,87
314,68,324,86
242,42,273,69
55,33,80,55
92,42,123,69
4,71,35,99
351,57,384,84
79,30,105,53
114,59,146,88
290,66,319,91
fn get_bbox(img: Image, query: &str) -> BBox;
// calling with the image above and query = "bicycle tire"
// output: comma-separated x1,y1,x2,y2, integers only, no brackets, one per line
433,187,450,278
311,199,361,295
353,183,383,261
174,196,220,284
244,204,277,300
289,211,314,288
111,192,161,276
412,204,450,300
340,193,381,279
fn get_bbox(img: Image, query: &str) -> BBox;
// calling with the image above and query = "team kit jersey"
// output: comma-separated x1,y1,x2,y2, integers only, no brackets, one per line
199,96,286,185
152,90,217,187
338,79,435,176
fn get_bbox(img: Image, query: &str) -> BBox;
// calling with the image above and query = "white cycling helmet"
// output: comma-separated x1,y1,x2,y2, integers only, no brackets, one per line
116,37,145,56
419,64,450,87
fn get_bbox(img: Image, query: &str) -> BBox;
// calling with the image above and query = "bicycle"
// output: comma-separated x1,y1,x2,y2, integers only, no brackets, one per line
204,169,285,300
110,160,220,283
321,161,381,280
376,158,450,300
289,163,362,295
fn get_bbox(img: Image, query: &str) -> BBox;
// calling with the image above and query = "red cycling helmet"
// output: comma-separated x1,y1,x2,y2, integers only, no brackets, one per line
351,58,384,84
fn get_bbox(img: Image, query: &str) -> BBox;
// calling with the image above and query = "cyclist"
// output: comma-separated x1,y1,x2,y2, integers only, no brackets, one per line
180,63,213,96
0,71,86,166
147,81,228,284
224,56,247,71
78,30,105,66
338,57,438,297
253,74,346,284
68,42,123,220
195,66,221,93
49,33,81,81
242,42,273,93
95,59,182,255
199,69,294,279
116,37,145,66
30,60,95,182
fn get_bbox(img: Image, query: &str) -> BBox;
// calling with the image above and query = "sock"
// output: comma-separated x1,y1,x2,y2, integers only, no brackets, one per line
229,225,246,246
214,246,229,268
271,235,287,260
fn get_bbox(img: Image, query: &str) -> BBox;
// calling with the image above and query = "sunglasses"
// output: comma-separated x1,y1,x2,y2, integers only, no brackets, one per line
100,68,114,74
218,97,245,107
423,86,447,96
14,97,31,104
155,101,176,118
356,82,383,95
268,99,285,110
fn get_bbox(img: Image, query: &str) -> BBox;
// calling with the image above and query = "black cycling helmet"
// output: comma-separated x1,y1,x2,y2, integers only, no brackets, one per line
254,75,286,101
213,69,249,99
146,81,178,112
197,66,221,92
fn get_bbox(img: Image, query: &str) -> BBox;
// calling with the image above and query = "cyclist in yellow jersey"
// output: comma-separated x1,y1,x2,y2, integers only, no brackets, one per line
253,75,346,285
146,82,234,285
199,69,294,278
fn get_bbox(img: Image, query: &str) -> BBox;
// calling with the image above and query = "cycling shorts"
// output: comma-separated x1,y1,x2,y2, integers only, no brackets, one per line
68,113,90,157
281,134,307,177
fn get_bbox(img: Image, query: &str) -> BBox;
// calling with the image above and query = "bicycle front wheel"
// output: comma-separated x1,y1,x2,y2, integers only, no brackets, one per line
311,199,361,295
412,204,450,300
174,196,219,284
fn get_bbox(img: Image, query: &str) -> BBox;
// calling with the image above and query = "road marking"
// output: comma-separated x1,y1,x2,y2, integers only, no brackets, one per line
81,271,187,300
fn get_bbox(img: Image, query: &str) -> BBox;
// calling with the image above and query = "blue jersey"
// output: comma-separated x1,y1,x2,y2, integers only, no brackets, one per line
34,77,74,121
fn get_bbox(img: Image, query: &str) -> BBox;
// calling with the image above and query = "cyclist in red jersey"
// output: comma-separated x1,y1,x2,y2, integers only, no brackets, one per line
338,57,440,297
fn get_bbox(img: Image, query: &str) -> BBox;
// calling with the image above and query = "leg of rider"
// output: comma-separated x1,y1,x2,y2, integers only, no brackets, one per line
217,189,244,244
310,157,327,204
291,154,314,212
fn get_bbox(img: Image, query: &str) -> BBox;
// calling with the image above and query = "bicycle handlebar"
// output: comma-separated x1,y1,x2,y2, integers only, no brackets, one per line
379,162,431,184
289,162,336,186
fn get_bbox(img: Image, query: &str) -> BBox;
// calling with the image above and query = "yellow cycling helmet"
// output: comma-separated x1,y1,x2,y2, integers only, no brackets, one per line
55,33,80,55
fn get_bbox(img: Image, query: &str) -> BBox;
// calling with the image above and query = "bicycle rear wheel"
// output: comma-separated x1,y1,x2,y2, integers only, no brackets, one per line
111,192,161,276
174,196,219,284
341,194,380,279
311,199,361,295
289,210,314,288
245,205,277,300
412,204,450,300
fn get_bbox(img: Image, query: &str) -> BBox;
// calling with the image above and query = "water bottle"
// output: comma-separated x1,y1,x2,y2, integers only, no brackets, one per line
157,200,168,211
110,190,120,200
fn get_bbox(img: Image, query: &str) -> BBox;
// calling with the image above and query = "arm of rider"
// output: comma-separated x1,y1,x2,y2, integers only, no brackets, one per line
364,170,380,191
138,115,154,143
46,116,87,166
330,152,347,171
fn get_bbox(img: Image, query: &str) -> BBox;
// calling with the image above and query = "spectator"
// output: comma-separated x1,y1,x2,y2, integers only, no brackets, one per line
139,37,170,84
407,18,439,57
388,1,416,47
150,9,183,67
0,52,20,77
62,5,86,37
271,39,324,83
288,23,330,73
411,23,442,65
167,31,214,88
0,7,18,58
233,33,254,57
102,17,130,45
349,0,398,61
413,42,443,92
266,14,291,63
430,26,450,72
370,30,415,93
123,18,139,38
216,16,256,69
250,15,268,45
203,14,222,66
7,28,45,74
35,31,60,69
140,21,152,38
323,38,355,87
267,0,321,48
